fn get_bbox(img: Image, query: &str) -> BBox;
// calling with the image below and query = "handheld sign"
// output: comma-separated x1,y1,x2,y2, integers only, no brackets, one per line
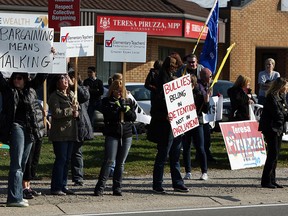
219,120,266,170
0,26,54,73
164,75,199,137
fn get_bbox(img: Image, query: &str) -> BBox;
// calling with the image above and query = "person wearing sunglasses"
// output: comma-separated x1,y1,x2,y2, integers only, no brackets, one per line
176,54,204,78
48,74,79,196
0,72,48,207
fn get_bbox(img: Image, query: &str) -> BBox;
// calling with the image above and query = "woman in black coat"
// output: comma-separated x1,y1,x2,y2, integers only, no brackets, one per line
150,56,189,193
0,72,47,207
227,75,255,121
259,77,288,188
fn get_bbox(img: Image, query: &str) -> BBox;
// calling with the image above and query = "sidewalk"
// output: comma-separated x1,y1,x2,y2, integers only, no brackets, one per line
1,168,288,216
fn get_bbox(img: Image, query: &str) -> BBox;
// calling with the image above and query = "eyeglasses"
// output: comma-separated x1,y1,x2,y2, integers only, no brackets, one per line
13,76,23,81
60,75,68,80
188,61,196,64
210,76,212,78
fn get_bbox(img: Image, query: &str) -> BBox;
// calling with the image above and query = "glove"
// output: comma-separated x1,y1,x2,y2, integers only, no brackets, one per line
120,98,130,112
115,100,121,107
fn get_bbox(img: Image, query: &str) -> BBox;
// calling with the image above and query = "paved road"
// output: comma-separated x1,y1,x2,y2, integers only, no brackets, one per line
1,168,288,216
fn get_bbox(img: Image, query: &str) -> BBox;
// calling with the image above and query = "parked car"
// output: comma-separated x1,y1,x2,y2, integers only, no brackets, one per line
93,83,151,134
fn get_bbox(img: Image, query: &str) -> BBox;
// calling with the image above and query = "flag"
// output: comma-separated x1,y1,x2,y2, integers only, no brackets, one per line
199,0,219,74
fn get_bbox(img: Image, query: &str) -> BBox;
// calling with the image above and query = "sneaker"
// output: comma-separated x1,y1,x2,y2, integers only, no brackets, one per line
23,199,29,203
174,185,189,193
23,188,34,199
200,173,208,181
51,190,66,196
29,188,41,196
7,201,29,207
152,187,166,194
62,188,75,195
183,172,192,180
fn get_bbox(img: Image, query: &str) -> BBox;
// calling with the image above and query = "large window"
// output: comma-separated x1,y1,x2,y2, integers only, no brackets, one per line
158,46,185,61
96,44,122,83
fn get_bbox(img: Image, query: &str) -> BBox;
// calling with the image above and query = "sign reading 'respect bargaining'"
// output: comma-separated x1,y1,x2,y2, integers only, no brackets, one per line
0,26,54,73
48,0,80,32
103,31,147,62
219,120,266,170
60,25,95,58
164,75,199,137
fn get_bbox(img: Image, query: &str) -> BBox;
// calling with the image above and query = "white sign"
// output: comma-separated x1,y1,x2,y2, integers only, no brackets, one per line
52,42,67,73
0,26,54,73
104,31,147,62
60,26,95,57
0,12,48,28
203,95,223,123
164,75,199,137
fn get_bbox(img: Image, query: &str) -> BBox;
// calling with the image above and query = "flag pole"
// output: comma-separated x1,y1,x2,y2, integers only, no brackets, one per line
210,42,236,89
192,0,218,54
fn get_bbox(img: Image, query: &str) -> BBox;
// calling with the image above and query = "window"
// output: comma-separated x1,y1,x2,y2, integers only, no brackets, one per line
158,46,185,61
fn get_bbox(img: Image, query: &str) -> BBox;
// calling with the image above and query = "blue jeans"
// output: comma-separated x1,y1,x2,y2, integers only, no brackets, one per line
51,141,74,192
153,131,184,189
7,123,33,203
182,125,207,174
95,136,132,192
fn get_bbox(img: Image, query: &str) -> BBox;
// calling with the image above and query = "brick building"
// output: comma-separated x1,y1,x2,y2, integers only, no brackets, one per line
2,0,287,93
226,0,288,93
0,0,227,84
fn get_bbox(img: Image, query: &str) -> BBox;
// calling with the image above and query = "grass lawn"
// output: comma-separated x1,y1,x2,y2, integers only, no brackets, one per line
1,132,288,180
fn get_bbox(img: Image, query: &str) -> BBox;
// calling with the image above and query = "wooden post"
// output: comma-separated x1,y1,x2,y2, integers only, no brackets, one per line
121,62,127,122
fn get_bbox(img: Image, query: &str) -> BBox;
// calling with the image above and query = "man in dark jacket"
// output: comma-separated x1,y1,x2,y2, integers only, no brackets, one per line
83,66,104,124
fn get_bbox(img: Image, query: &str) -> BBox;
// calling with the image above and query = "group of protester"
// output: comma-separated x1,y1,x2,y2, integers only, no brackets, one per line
1,48,288,207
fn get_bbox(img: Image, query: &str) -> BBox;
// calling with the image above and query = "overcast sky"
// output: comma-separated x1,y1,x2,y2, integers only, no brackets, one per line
185,0,230,8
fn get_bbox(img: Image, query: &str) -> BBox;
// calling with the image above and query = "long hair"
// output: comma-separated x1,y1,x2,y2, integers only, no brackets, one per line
266,77,287,96
48,74,70,96
233,75,251,88
9,72,29,87
108,80,127,99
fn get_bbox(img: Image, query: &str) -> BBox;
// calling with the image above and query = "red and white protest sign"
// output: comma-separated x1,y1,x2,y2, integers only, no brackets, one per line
48,0,80,32
164,75,199,137
219,120,266,170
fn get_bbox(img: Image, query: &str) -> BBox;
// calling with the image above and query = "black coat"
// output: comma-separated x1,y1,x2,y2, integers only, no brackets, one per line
76,84,94,141
101,96,136,139
259,93,288,136
227,86,250,121
0,73,47,143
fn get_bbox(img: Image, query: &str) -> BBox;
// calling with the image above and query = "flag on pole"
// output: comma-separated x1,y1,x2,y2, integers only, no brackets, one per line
210,42,236,88
199,0,219,74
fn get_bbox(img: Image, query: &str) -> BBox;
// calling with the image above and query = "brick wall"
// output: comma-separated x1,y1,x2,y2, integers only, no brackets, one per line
230,0,288,91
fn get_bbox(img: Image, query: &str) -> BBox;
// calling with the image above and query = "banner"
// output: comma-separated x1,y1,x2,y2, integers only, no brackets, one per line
0,26,54,73
164,75,199,137
0,12,48,28
219,120,266,170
